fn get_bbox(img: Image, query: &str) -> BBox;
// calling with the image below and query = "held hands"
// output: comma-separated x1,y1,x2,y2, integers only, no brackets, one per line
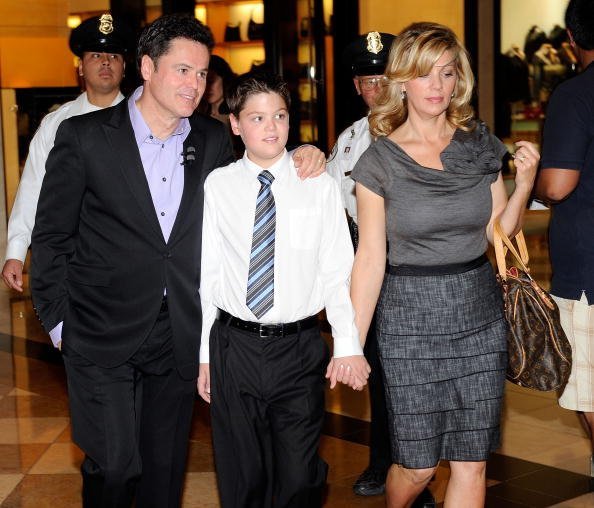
512,141,539,191
325,355,371,391
197,363,211,403
292,145,326,179
2,259,24,292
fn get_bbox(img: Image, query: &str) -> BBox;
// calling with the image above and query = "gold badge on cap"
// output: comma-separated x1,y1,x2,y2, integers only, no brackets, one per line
366,31,383,55
98,14,114,35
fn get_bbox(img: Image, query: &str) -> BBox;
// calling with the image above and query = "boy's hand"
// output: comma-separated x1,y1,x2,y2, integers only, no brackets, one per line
292,145,326,179
325,355,370,390
197,363,211,403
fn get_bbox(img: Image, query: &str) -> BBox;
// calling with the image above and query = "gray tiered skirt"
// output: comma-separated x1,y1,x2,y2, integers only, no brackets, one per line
376,261,507,469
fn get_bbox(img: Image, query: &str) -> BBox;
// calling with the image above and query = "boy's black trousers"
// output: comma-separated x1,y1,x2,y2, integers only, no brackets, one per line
209,316,328,508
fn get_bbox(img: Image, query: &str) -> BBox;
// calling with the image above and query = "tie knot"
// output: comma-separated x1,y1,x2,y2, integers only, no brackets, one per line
258,170,274,187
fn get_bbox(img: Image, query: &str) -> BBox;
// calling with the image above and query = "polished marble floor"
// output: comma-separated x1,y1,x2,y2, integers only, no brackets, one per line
0,211,593,507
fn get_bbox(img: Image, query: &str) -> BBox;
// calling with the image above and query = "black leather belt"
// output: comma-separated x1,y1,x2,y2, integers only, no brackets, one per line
216,309,319,338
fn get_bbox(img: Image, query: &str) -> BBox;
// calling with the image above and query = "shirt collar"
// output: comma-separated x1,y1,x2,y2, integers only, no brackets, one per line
128,86,190,148
111,91,125,106
80,91,124,112
242,149,291,184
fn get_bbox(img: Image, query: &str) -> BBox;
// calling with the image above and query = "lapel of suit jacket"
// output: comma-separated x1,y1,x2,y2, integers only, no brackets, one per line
102,101,165,242
167,121,206,244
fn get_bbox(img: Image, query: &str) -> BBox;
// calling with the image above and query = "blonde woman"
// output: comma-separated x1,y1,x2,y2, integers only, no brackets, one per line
350,23,539,507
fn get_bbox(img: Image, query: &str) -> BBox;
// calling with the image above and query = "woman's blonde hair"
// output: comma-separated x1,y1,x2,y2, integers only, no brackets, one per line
369,22,475,136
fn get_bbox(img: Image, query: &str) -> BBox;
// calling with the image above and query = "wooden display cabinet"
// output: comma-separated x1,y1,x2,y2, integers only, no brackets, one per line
296,0,333,148
196,0,265,74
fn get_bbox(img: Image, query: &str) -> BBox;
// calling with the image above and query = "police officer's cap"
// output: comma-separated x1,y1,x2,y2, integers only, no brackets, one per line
343,31,396,76
69,14,131,57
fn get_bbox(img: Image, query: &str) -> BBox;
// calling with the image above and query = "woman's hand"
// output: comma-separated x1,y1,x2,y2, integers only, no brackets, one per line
325,355,371,390
512,140,539,191
488,140,541,241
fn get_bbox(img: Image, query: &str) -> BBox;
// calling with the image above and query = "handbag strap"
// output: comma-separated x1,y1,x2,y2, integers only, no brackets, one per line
499,222,529,264
493,221,530,280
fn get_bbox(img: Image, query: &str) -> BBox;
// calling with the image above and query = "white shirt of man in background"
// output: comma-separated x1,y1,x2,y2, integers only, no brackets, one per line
327,32,394,224
2,13,127,291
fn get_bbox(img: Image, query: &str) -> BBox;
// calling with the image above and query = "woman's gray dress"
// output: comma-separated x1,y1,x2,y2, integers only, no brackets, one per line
352,122,508,468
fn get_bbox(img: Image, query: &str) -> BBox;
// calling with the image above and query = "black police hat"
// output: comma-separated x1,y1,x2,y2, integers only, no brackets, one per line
69,14,131,57
342,31,396,76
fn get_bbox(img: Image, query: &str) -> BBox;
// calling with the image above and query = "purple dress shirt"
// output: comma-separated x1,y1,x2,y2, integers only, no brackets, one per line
128,86,190,243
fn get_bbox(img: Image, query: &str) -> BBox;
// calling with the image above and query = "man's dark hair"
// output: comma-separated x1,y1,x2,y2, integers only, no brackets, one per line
565,0,594,50
226,71,291,117
136,14,214,71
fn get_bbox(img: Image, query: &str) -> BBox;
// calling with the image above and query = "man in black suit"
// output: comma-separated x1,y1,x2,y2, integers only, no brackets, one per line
31,14,323,508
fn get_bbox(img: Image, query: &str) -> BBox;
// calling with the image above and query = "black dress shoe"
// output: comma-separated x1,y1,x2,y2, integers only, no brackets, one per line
352,468,387,496
412,487,436,508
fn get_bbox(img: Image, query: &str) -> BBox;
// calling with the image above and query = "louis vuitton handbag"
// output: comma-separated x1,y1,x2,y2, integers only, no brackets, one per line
493,222,572,391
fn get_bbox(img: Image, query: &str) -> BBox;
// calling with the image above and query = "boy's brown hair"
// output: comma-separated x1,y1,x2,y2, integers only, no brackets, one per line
226,71,291,117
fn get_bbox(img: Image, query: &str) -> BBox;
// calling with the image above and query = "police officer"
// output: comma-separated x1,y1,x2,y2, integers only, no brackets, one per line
327,32,435,507
328,31,394,497
328,31,395,241
2,14,130,294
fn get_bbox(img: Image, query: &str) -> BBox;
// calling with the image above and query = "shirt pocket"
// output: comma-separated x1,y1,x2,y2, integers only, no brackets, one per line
289,208,321,250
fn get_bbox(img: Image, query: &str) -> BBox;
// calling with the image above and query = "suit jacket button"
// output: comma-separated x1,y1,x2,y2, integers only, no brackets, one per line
164,252,172,259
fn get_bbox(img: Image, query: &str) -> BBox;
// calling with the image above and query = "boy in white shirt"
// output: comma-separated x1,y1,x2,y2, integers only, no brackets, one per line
198,72,369,507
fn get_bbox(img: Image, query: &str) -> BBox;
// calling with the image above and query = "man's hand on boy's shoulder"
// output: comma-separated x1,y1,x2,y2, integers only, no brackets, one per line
325,355,371,391
197,363,211,403
292,145,326,179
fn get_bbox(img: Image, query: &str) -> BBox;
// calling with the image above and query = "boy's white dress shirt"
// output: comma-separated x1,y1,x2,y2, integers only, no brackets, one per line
200,150,362,363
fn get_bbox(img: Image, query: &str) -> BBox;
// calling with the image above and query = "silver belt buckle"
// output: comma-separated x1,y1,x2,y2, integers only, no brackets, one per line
259,323,283,338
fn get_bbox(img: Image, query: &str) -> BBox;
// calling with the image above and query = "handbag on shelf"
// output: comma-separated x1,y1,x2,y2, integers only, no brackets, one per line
224,22,241,42
493,222,572,391
249,59,266,72
247,11,264,40
300,17,311,38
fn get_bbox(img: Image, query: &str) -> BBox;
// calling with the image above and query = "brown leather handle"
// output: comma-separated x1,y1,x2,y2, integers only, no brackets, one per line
493,222,530,280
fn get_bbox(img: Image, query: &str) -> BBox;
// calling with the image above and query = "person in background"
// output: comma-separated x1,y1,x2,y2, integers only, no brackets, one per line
328,31,432,507
328,31,394,245
534,0,594,478
200,54,236,126
199,54,244,157
2,14,129,292
351,22,538,507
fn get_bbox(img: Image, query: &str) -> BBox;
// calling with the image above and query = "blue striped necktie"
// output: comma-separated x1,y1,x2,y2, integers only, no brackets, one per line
246,170,275,318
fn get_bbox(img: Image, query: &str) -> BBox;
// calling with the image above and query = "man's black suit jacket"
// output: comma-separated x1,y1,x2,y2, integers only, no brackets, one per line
31,100,234,380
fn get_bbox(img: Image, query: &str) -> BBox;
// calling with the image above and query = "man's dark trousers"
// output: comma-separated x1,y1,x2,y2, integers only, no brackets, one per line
210,318,329,508
62,300,196,507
